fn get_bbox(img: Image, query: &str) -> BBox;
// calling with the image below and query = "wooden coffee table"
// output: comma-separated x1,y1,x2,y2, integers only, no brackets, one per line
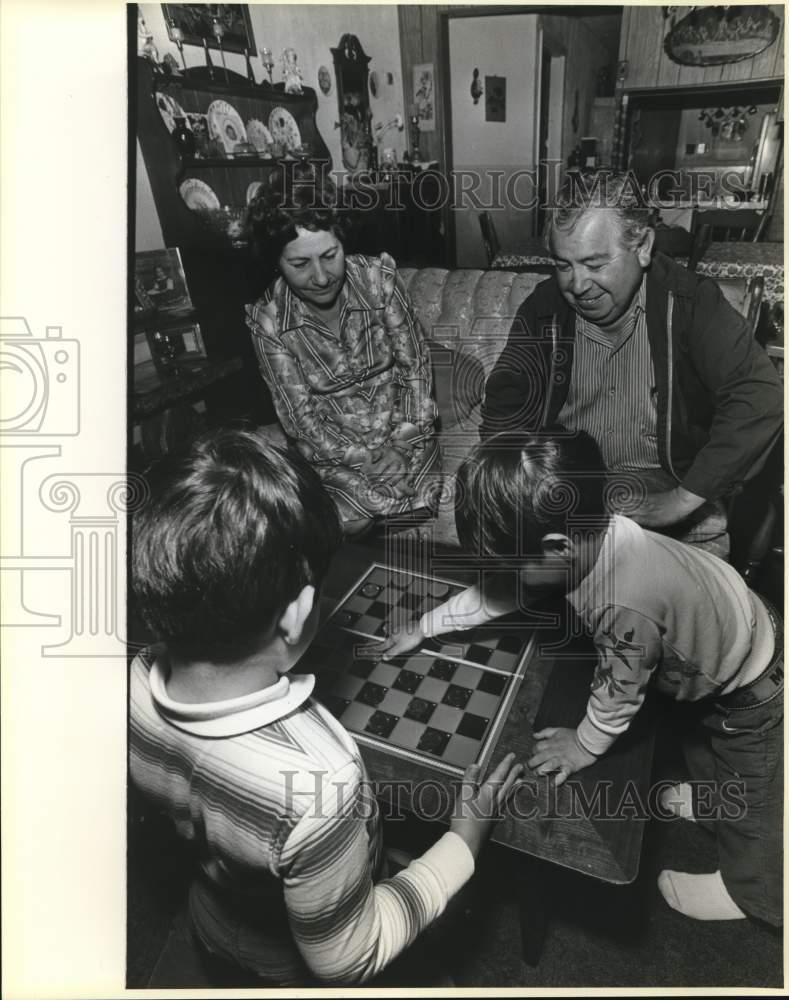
306,535,659,961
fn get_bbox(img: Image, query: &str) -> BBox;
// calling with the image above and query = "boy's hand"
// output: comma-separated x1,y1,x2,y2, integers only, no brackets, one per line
377,622,425,660
450,754,524,859
528,727,597,787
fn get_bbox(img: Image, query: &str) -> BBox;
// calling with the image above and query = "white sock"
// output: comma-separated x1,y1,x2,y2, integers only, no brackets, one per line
658,869,747,921
659,782,697,822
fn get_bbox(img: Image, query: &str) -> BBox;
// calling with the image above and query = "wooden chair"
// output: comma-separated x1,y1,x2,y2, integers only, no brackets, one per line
688,208,767,270
478,211,501,267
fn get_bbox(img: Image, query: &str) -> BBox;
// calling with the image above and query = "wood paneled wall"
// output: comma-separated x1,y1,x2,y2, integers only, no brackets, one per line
619,6,784,89
398,5,445,165
542,15,613,167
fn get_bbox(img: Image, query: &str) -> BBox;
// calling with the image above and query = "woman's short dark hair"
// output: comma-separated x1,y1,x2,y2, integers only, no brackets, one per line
455,428,608,558
245,166,350,265
132,427,342,659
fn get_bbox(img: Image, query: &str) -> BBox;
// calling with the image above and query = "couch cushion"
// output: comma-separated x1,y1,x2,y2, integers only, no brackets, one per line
401,266,550,377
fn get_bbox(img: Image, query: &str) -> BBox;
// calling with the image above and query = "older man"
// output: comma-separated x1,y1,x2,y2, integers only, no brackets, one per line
481,171,783,557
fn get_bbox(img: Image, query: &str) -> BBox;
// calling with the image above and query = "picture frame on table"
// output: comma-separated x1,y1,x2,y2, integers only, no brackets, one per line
161,4,256,54
134,248,194,320
134,323,208,385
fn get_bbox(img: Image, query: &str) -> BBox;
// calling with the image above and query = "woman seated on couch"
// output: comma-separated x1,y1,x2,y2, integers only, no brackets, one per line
245,171,441,535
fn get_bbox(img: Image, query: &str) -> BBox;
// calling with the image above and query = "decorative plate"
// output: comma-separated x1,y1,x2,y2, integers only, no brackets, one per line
318,65,332,95
155,92,189,133
179,178,220,211
207,100,247,156
246,181,263,204
268,107,301,152
246,118,274,156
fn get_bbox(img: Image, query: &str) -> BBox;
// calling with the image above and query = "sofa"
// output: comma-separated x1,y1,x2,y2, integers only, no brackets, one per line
261,267,550,546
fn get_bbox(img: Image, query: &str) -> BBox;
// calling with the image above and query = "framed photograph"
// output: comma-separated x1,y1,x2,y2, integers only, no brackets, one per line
135,323,208,386
485,76,507,122
413,63,435,132
134,248,193,319
162,4,256,55
149,322,207,374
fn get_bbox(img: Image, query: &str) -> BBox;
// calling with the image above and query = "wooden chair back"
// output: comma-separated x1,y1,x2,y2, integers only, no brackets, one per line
478,211,501,266
689,208,767,269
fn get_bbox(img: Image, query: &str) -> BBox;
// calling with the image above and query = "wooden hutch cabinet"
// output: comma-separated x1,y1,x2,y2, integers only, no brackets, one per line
134,55,333,440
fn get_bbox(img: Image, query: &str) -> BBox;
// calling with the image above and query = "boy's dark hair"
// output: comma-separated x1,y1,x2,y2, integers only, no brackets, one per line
245,166,350,267
132,428,342,659
455,428,608,558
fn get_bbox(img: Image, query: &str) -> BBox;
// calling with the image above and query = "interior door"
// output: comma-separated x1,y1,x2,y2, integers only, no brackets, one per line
536,46,552,236
448,13,541,267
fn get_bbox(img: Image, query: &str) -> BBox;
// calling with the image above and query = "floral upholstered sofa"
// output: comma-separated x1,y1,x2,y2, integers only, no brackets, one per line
262,267,551,546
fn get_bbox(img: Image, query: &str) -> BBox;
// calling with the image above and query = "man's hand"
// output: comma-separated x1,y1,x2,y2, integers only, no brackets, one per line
377,621,426,660
528,727,598,788
628,485,706,528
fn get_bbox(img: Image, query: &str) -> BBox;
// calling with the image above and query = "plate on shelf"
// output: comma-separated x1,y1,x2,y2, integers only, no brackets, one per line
207,100,247,157
179,178,220,211
246,181,263,204
268,107,301,152
155,92,189,133
246,118,274,157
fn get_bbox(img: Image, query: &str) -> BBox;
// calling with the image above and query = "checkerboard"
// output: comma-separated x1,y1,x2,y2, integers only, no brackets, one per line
296,563,534,775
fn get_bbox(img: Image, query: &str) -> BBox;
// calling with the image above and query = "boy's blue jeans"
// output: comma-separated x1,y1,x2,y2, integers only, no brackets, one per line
683,605,783,927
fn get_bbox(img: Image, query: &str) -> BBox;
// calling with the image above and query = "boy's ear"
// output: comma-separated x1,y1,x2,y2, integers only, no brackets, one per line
540,533,573,558
278,585,316,645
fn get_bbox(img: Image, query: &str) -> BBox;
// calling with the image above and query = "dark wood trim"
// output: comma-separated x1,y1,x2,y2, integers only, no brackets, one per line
439,11,456,268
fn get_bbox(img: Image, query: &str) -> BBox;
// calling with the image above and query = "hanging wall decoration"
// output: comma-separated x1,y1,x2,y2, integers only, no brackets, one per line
413,63,435,131
664,5,779,66
485,76,506,122
470,68,483,105
318,66,332,96
162,4,256,54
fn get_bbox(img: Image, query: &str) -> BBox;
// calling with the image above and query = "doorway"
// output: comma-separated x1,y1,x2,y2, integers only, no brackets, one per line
447,12,542,267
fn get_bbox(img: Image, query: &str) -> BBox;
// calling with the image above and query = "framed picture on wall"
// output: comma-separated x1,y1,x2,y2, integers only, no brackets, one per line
485,76,506,122
162,4,256,54
413,63,435,132
135,248,194,319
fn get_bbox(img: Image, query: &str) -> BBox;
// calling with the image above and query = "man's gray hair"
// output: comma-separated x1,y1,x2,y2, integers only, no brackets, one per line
544,170,656,251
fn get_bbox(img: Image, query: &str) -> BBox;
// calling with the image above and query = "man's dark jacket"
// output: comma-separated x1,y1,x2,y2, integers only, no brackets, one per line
480,252,783,501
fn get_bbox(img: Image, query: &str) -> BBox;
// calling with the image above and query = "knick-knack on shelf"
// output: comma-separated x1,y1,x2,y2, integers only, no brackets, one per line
171,117,195,160
282,48,304,94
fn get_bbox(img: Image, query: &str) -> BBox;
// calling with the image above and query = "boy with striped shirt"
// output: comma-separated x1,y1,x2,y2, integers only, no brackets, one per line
130,428,520,985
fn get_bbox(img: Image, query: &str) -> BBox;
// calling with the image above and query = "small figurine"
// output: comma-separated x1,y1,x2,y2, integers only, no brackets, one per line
162,53,181,77
282,48,304,94
470,68,483,105
141,33,160,66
